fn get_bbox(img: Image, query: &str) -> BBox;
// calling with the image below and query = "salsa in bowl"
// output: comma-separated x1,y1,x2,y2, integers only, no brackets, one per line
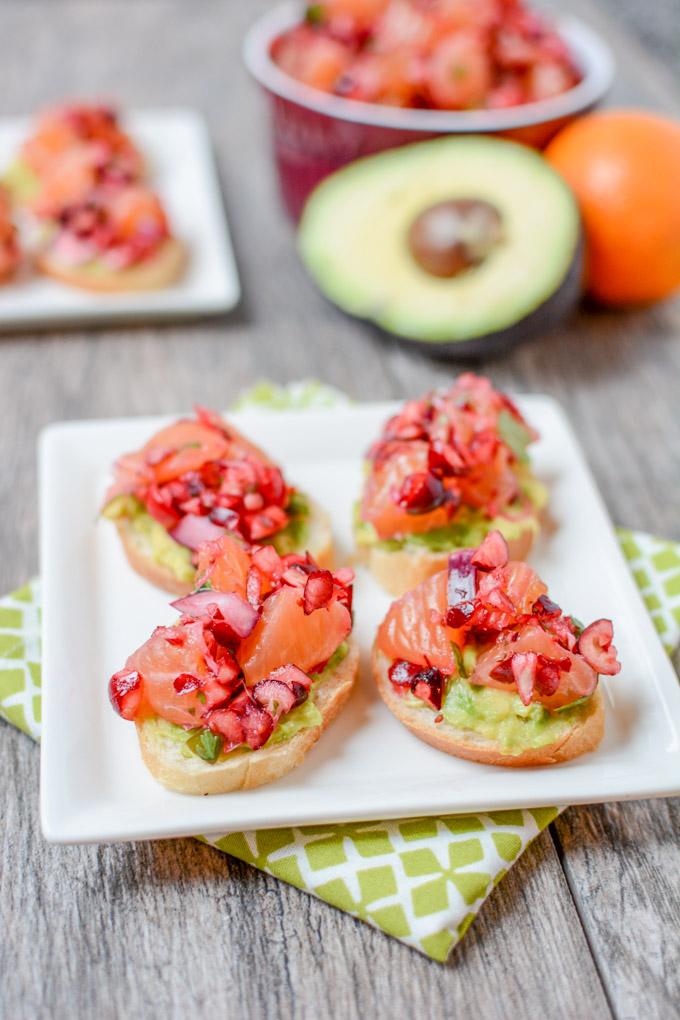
244,0,613,218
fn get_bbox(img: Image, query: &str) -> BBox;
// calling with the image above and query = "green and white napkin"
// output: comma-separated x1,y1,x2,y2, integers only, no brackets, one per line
1,381,679,962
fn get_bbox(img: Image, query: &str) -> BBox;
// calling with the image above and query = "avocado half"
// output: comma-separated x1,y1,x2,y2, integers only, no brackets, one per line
298,137,582,358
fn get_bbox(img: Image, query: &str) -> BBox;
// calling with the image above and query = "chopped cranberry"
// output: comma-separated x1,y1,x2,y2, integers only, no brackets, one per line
144,486,180,529
109,669,142,720
577,619,621,676
173,673,201,695
303,569,334,615
266,663,313,696
534,657,561,696
511,652,537,706
412,667,445,710
388,659,421,689
471,530,509,571
428,439,467,478
258,466,287,506
490,658,514,683
201,674,239,711
543,614,578,651
209,505,239,527
467,430,499,465
392,471,446,514
533,594,562,618
207,706,245,749
252,544,283,577
252,678,298,720
247,506,288,541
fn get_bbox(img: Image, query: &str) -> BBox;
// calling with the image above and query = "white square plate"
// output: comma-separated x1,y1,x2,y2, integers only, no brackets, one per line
0,109,239,328
39,399,680,843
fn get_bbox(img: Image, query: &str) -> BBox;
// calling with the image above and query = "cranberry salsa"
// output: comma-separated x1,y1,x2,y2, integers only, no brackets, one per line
385,531,621,752
109,537,354,762
273,0,580,112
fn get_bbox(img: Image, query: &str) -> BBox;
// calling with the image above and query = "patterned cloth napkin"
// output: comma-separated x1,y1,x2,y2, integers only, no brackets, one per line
2,381,679,962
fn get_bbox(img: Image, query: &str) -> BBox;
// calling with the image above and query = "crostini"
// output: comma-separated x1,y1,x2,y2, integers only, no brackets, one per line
0,186,20,282
109,535,358,793
355,374,546,596
35,185,184,292
103,406,334,595
5,102,143,207
372,530,620,766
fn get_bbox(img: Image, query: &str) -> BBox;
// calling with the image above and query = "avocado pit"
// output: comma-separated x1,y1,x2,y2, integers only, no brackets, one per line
408,199,503,278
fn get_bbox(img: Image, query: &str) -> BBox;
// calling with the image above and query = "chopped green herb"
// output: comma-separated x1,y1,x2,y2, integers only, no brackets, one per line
498,410,532,463
569,616,585,637
451,642,468,679
187,728,223,763
196,578,213,592
305,4,324,25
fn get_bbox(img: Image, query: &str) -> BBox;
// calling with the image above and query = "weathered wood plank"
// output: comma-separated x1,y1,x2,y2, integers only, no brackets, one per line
0,0,677,1017
0,723,610,1020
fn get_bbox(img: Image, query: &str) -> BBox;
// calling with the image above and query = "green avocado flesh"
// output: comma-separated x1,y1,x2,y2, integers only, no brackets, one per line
102,495,195,584
102,492,311,583
298,136,580,344
143,641,350,763
355,470,546,553
3,159,39,204
441,679,591,754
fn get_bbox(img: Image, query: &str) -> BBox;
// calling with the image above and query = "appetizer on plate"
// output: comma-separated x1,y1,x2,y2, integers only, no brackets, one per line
5,102,143,207
35,184,185,292
0,186,20,281
372,530,621,766
355,373,546,596
109,535,358,793
3,100,185,292
103,406,333,594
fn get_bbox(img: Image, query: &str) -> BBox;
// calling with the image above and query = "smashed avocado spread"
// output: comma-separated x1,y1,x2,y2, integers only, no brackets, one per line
144,641,350,763
103,491,311,580
102,494,195,584
442,679,591,754
271,491,310,555
355,474,546,554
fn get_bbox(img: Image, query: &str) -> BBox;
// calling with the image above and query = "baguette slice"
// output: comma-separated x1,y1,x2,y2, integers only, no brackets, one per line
372,647,604,767
116,495,334,596
137,640,359,794
35,236,185,292
361,525,535,598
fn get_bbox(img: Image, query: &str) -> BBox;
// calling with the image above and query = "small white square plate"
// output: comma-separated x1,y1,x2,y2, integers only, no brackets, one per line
39,399,680,843
0,108,239,328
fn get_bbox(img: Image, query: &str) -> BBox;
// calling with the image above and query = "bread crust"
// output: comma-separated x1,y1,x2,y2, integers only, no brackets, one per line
362,527,535,598
136,640,359,794
115,496,335,596
372,646,604,767
35,236,186,292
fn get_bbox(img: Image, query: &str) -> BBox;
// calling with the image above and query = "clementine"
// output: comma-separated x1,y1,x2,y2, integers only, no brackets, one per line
545,110,680,305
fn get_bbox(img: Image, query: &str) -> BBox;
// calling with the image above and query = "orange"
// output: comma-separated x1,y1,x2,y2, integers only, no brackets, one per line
239,586,351,685
376,571,459,673
545,110,680,305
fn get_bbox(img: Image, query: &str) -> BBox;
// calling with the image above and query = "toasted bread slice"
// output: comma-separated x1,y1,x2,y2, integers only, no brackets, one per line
116,495,335,597
372,647,604,767
35,236,185,292
361,526,535,598
136,640,359,794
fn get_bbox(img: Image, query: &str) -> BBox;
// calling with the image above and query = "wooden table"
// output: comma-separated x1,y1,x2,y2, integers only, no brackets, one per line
1,2,679,1017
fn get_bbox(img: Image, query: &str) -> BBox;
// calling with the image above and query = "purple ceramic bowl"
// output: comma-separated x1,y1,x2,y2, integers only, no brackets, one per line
243,1,614,220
